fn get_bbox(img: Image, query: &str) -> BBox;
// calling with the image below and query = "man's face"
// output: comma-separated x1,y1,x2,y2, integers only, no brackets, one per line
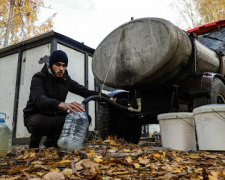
52,62,67,77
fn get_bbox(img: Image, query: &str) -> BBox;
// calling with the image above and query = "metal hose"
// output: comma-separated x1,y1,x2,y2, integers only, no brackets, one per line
82,95,129,111
82,95,142,112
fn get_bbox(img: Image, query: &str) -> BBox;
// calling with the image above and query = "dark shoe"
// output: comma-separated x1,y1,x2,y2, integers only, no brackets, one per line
43,134,59,148
29,135,42,148
43,138,58,148
29,140,41,148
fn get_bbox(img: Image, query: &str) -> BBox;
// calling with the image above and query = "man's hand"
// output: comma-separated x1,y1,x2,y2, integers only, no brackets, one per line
110,97,117,102
58,101,85,113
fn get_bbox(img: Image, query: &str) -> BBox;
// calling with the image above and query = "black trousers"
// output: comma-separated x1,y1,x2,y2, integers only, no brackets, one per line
25,114,67,145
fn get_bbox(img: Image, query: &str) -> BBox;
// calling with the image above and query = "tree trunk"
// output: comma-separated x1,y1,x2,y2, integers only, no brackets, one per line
4,0,15,47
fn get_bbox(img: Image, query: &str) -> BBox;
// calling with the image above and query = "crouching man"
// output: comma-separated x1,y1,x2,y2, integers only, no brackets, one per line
23,50,101,148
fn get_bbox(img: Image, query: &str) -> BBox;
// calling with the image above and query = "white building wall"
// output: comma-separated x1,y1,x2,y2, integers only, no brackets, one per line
1,42,95,139
0,53,18,130
16,44,51,138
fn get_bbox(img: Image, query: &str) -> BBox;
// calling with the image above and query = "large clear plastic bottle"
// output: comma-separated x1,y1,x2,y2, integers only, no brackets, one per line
0,113,10,157
57,110,89,152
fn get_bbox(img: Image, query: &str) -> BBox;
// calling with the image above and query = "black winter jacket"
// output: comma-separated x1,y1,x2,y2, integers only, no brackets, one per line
23,64,99,125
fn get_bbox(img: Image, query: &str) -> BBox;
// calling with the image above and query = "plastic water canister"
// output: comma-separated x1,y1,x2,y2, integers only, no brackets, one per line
57,111,89,152
0,113,11,156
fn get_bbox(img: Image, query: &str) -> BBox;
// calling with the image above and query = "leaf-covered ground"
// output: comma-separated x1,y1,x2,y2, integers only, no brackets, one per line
1,138,225,180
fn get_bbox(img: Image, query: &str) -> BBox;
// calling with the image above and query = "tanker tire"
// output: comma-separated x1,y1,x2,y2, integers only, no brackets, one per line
111,109,142,144
126,122,142,144
97,104,114,140
193,77,225,108
97,104,142,144
209,77,225,104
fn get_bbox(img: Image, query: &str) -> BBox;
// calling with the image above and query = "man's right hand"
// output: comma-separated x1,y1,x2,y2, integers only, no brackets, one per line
58,101,85,113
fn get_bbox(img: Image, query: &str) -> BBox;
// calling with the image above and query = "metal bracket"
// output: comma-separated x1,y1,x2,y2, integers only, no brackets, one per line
39,55,50,64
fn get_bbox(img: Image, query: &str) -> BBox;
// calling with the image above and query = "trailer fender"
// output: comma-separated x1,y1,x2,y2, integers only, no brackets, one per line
188,73,225,98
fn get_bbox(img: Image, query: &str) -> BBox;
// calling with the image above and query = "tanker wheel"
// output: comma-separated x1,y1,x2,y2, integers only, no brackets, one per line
97,103,115,139
193,77,225,108
123,120,142,144
97,104,142,144
114,110,142,144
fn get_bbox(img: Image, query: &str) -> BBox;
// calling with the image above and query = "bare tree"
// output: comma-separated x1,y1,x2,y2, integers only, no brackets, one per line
170,0,221,30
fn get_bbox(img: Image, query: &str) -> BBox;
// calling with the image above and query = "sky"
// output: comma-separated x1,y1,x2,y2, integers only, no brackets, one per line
39,0,178,49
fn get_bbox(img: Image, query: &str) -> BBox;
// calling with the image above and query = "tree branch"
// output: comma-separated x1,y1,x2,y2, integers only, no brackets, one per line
28,0,53,9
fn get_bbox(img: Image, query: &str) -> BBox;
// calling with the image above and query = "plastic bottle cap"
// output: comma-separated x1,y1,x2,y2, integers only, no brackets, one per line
0,118,5,122
0,113,6,122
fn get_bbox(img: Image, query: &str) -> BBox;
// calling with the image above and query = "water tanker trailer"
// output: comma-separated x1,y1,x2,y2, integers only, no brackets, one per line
90,18,225,143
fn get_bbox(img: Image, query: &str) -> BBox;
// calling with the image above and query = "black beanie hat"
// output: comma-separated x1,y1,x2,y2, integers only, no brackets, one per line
49,50,68,67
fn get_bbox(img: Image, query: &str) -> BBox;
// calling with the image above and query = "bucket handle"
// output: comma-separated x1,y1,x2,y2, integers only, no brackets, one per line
176,115,195,129
0,112,6,120
212,109,225,121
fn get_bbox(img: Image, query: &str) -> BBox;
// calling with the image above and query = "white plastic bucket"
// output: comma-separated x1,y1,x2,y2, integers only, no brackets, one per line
193,104,225,151
157,112,196,151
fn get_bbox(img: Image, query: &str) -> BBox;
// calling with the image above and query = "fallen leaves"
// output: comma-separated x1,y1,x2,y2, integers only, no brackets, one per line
125,156,133,163
93,156,103,163
133,163,140,169
82,159,99,168
56,160,71,167
43,172,65,180
1,138,225,179
7,165,26,175
75,160,83,171
138,157,150,165
62,168,73,175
